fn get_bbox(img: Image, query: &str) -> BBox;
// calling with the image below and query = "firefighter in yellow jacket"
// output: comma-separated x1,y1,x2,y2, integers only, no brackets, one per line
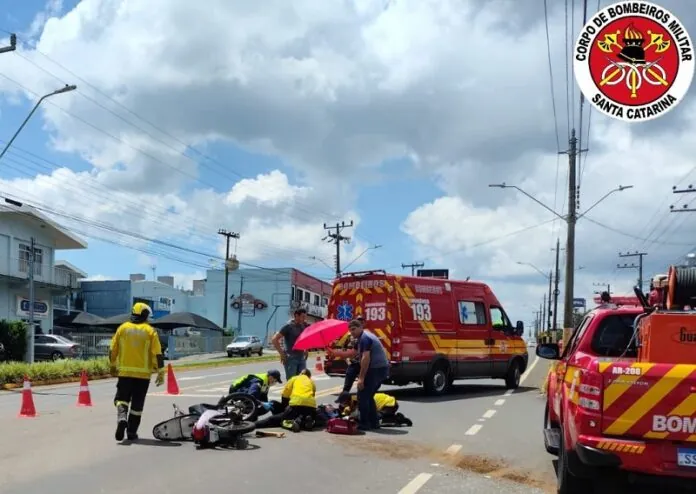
110,302,165,441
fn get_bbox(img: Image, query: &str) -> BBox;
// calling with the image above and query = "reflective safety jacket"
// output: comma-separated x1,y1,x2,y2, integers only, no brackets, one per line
110,322,163,380
281,374,316,408
231,373,270,395
374,393,396,411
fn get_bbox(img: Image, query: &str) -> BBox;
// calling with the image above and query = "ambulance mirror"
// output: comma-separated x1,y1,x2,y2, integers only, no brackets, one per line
515,320,524,336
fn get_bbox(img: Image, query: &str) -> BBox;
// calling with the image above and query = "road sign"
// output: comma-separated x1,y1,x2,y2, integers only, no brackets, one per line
573,298,586,309
417,269,449,279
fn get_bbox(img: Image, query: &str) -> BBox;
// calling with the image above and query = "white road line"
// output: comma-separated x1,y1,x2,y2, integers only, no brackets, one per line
150,393,223,398
465,424,482,436
494,399,505,406
478,418,485,422
397,473,433,494
504,389,514,396
196,388,229,393
178,372,237,381
482,409,496,419
519,355,540,385
444,444,462,456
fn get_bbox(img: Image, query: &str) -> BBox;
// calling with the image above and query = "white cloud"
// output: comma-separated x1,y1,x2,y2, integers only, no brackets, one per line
82,274,111,282
168,271,205,291
0,0,694,326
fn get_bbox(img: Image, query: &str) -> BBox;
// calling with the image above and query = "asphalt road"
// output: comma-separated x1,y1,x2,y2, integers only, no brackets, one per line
0,350,561,493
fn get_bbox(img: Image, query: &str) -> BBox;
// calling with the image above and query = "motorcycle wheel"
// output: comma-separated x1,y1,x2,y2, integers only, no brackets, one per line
217,393,259,421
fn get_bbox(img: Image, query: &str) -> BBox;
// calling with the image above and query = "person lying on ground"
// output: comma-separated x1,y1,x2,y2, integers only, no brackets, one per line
255,369,317,432
227,369,282,402
336,391,413,427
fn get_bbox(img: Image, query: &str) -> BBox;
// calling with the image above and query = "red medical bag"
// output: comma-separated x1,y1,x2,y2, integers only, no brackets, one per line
326,417,358,435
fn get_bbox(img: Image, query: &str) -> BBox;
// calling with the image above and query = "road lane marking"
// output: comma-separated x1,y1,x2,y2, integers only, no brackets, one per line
494,399,505,406
465,424,482,436
482,409,496,419
151,393,223,398
178,372,236,381
444,444,462,456
519,355,540,385
397,473,433,494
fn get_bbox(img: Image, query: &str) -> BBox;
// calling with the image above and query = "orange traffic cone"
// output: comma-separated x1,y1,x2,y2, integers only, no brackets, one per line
18,375,37,418
166,364,180,395
76,370,92,407
314,355,324,373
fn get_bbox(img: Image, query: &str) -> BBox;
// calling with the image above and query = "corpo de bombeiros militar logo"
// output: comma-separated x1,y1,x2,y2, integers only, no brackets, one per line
574,1,694,122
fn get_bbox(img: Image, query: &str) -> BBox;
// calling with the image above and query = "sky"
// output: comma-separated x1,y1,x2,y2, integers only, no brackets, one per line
1,0,696,330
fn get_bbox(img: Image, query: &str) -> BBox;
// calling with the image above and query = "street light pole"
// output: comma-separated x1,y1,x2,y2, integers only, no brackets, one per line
489,168,632,331
0,33,16,54
0,84,77,163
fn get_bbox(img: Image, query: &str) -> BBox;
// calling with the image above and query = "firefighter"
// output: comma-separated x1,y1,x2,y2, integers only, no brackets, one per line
227,369,282,402
255,369,317,432
109,302,165,441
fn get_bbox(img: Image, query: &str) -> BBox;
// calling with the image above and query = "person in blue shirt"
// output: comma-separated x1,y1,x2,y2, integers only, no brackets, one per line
349,318,390,430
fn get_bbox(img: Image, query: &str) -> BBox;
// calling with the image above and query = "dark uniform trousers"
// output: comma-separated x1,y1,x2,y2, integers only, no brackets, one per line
114,377,150,434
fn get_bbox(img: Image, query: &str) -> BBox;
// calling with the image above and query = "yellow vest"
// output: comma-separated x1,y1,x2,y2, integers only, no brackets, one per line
282,375,316,408
110,321,162,379
374,393,396,411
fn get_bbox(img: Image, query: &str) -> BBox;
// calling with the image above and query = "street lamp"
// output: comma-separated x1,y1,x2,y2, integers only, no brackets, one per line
0,84,77,162
490,182,633,330
0,33,16,54
516,261,550,279
309,256,335,271
342,244,383,272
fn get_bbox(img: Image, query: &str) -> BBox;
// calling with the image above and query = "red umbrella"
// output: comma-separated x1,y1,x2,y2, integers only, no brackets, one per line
292,319,349,351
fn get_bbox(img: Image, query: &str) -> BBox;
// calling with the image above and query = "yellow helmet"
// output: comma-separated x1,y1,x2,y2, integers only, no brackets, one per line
131,302,151,317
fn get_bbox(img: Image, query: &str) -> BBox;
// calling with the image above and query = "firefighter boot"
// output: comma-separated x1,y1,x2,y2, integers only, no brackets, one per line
126,411,142,441
281,419,301,433
302,415,315,431
115,404,129,441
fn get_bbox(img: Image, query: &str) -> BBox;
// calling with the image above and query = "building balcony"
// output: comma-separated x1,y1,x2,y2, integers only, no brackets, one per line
0,257,81,290
290,300,328,319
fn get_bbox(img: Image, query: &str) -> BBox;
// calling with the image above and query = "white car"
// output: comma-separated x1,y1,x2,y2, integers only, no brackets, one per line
226,336,263,357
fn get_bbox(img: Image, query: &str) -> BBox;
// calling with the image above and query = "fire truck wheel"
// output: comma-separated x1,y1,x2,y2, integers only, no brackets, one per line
423,362,450,396
557,432,592,494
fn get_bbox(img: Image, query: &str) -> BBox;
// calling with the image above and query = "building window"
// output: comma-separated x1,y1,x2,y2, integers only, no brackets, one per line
313,294,320,306
304,291,310,303
296,288,303,302
291,286,295,301
19,244,42,275
458,301,486,325
322,297,328,307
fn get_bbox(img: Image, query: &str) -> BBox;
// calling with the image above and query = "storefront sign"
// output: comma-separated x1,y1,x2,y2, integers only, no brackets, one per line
16,297,49,319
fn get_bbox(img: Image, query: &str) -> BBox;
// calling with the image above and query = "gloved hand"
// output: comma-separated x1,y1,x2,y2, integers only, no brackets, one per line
261,402,273,411
155,369,165,386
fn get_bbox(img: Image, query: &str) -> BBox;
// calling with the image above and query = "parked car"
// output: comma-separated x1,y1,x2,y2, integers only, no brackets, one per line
226,335,263,357
95,338,112,356
34,334,81,361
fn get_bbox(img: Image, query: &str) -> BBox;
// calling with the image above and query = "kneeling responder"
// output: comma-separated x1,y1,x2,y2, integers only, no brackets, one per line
228,369,282,402
110,302,165,441
256,369,317,432
336,391,412,427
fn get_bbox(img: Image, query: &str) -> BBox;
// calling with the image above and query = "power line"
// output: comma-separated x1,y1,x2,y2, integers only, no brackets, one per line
322,221,353,278
617,251,647,289
543,0,562,152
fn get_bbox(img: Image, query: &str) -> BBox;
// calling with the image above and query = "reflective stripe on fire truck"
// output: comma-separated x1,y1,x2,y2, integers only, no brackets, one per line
603,364,696,437
598,362,656,411
595,440,646,454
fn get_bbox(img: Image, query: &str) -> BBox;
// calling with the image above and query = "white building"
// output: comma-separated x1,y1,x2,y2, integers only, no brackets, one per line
0,202,87,332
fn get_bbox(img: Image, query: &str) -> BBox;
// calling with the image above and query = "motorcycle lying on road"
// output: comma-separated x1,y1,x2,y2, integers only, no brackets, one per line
152,392,261,449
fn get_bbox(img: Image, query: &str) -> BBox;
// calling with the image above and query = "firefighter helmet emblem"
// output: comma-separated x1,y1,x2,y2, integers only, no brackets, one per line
574,1,693,122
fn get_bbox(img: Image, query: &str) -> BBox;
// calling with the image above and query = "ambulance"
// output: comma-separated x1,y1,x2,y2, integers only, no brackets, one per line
324,270,529,395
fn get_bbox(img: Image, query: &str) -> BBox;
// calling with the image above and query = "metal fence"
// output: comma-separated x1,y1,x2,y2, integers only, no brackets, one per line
63,333,236,360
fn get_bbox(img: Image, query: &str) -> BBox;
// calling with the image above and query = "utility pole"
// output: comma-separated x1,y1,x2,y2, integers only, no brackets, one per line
323,221,353,278
559,129,583,330
618,251,647,289
150,265,156,281
547,270,553,332
27,237,36,363
237,275,244,335
541,294,547,333
402,262,424,276
552,238,562,331
218,229,240,329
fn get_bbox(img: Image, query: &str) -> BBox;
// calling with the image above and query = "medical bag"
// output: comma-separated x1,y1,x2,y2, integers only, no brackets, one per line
326,417,358,435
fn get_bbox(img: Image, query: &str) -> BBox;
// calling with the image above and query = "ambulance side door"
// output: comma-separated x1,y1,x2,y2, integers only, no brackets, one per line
452,287,492,378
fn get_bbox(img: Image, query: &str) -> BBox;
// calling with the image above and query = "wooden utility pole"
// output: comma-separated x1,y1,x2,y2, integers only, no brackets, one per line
402,262,424,276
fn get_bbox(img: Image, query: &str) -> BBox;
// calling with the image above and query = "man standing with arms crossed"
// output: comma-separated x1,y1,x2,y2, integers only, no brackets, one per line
272,308,309,380
110,302,165,441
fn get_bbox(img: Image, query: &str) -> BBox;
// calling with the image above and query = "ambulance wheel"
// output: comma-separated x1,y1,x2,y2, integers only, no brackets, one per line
423,363,450,396
505,359,521,389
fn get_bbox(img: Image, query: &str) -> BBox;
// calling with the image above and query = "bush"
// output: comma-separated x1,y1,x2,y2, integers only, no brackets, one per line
0,319,28,361
0,357,111,386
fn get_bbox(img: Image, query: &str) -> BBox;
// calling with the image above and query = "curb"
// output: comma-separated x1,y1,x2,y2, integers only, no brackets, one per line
0,352,320,390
